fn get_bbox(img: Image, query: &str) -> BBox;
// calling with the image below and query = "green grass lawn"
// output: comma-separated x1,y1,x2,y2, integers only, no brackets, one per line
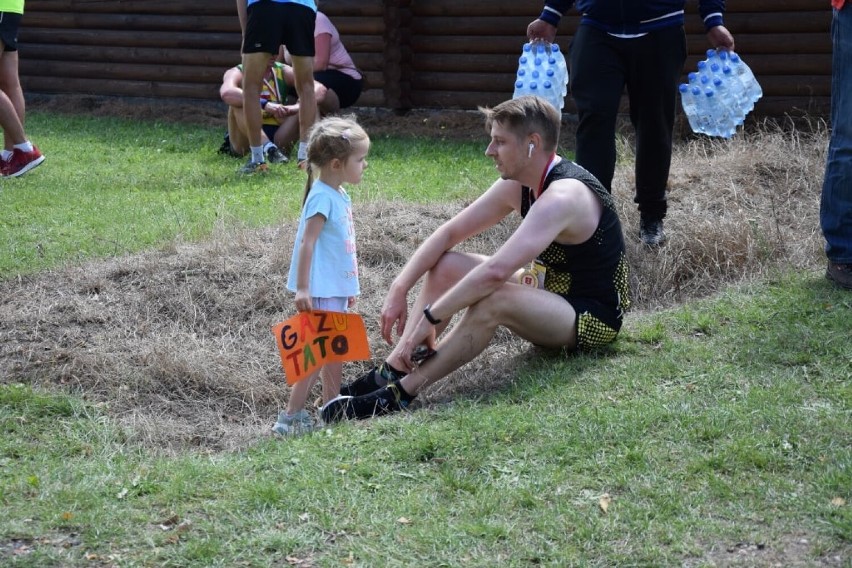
0,112,495,278
0,111,849,566
2,274,849,566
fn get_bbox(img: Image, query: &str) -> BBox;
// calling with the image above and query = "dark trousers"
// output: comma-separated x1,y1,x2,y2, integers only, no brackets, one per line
569,25,687,220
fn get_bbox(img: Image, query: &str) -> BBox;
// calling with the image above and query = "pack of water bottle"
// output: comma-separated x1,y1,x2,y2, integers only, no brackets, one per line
680,49,762,138
512,41,568,113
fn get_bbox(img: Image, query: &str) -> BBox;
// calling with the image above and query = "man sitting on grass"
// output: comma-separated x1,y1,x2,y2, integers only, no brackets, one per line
321,95,632,422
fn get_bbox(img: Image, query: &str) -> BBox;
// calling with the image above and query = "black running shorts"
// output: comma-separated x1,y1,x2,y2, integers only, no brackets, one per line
0,12,21,52
242,2,316,57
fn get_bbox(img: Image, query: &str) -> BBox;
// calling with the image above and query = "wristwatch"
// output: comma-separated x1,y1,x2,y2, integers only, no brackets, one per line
423,304,442,325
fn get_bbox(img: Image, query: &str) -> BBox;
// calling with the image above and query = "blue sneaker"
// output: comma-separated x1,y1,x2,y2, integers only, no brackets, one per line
272,409,317,436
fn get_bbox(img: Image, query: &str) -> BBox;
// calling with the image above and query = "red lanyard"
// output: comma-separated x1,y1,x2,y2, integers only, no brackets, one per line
536,154,558,198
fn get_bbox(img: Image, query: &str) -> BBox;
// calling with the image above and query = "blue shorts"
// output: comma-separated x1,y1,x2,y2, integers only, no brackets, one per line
0,12,21,51
243,2,316,57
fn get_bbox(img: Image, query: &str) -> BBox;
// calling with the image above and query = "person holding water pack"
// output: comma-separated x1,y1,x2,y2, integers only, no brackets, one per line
527,1,735,246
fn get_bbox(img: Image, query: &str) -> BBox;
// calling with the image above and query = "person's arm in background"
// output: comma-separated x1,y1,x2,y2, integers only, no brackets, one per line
527,1,574,42
699,0,735,50
219,67,245,106
313,32,332,71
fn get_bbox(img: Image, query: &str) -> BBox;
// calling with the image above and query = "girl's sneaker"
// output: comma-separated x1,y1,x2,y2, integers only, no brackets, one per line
272,409,317,436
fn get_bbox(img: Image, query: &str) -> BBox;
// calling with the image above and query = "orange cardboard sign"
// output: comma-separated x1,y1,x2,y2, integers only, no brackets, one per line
271,311,371,385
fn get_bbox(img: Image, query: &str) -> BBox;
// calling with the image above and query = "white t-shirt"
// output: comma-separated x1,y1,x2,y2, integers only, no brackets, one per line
287,181,359,299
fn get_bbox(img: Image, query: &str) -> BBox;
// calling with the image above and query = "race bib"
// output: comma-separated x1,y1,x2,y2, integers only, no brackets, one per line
518,260,546,289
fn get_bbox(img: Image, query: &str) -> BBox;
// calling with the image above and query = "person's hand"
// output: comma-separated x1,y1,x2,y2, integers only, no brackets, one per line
281,104,299,117
347,296,356,309
294,289,312,313
527,19,558,43
380,289,408,345
706,25,735,52
398,315,438,374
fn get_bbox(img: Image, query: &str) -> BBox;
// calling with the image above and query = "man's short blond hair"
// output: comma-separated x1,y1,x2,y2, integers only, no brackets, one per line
480,96,561,152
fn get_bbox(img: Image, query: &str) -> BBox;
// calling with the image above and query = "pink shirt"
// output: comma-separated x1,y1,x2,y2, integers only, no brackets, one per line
315,11,361,80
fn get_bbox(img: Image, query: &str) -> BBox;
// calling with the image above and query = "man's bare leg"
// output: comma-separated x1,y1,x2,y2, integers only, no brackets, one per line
399,282,578,396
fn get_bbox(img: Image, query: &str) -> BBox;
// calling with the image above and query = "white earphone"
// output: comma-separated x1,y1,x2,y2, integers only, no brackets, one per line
528,142,534,157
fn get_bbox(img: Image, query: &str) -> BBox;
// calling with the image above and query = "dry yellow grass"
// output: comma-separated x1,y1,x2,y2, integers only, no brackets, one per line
0,104,830,453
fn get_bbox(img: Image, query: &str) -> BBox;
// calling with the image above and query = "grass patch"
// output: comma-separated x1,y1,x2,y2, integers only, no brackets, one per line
1,274,849,565
0,112,494,278
1,106,848,565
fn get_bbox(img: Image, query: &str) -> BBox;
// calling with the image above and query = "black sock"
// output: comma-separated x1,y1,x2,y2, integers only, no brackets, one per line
379,362,406,383
392,380,416,403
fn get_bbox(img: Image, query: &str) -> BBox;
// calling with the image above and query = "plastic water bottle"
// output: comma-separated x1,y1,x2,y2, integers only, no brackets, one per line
712,77,742,133
550,43,569,99
679,83,702,133
513,41,567,112
703,88,735,138
723,64,750,120
728,52,762,111
696,60,712,83
691,87,713,136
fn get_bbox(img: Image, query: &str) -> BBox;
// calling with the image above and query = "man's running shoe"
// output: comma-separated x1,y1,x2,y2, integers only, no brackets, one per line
265,145,288,164
3,146,45,178
239,159,269,175
339,367,384,397
321,383,410,423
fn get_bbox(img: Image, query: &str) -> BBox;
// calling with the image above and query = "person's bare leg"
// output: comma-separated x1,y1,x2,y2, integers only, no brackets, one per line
240,51,272,152
317,87,340,116
398,283,578,396
289,55,317,160
273,115,300,155
285,369,321,416
320,361,343,404
0,49,26,150
227,107,249,155
385,251,488,371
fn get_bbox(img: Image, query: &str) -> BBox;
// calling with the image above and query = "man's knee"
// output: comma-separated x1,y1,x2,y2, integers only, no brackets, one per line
319,88,340,115
429,251,476,285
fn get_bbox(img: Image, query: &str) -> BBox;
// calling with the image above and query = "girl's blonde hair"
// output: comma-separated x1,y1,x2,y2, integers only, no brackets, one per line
303,115,370,203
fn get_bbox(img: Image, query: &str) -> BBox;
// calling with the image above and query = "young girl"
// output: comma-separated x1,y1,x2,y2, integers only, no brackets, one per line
273,115,370,436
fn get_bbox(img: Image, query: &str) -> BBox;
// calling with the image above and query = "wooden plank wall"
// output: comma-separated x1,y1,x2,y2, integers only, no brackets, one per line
18,0,831,118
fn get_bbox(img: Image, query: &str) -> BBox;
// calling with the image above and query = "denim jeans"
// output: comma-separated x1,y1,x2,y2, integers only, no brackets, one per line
821,5,852,264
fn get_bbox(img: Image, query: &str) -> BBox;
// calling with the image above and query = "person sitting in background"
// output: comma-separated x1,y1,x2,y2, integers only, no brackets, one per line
274,10,363,156
218,47,325,164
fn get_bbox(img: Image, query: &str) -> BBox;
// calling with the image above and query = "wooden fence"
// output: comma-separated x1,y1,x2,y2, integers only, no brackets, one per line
19,0,832,117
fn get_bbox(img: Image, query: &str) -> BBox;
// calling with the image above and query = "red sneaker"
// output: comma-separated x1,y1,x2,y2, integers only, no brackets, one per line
3,146,45,178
